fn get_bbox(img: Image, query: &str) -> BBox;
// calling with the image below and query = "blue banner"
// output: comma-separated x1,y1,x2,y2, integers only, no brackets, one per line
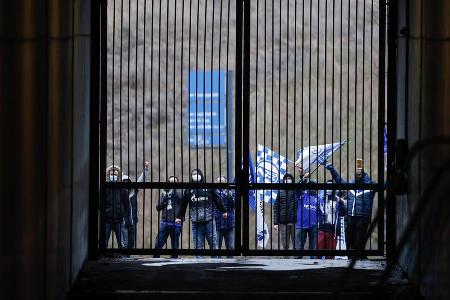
188,70,230,147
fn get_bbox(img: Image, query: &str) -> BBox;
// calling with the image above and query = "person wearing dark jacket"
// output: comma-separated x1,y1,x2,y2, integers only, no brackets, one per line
319,158,377,252
176,169,227,256
154,175,183,258
213,176,235,257
99,165,130,250
122,161,149,249
274,173,297,252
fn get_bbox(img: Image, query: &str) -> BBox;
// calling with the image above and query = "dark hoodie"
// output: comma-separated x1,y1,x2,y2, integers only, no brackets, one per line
102,166,129,223
177,169,226,223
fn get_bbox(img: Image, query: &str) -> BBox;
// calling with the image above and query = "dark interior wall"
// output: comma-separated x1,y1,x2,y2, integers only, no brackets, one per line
0,1,91,299
395,0,450,298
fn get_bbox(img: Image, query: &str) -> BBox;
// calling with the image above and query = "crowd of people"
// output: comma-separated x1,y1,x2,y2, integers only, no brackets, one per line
99,158,377,258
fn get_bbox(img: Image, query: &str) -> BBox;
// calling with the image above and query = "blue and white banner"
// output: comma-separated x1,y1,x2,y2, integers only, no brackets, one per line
295,141,346,173
255,145,289,248
248,154,257,212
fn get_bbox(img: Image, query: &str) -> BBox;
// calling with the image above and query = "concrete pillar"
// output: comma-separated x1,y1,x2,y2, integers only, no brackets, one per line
395,0,450,298
0,1,91,299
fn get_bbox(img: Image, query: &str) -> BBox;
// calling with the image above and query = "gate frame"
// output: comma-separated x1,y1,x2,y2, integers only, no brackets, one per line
90,0,390,258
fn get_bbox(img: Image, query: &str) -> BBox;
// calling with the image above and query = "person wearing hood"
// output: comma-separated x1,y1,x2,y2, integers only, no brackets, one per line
121,161,149,249
99,165,130,250
176,169,227,256
213,176,235,257
319,158,377,252
154,175,183,258
274,173,297,253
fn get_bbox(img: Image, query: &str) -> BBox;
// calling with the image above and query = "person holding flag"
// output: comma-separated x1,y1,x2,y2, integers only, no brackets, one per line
319,158,377,255
294,162,321,258
293,141,345,257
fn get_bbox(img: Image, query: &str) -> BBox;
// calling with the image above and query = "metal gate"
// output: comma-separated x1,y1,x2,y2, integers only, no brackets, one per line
95,0,386,257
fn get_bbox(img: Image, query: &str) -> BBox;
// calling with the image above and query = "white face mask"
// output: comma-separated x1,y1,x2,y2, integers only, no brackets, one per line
192,174,201,182
110,175,118,182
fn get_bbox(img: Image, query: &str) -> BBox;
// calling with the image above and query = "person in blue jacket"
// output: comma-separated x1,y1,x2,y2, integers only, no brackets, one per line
294,164,323,258
319,157,377,252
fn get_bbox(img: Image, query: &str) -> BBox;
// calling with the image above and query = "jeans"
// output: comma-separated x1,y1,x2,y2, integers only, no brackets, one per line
99,221,127,250
295,225,318,258
192,220,217,258
217,228,234,258
154,222,182,258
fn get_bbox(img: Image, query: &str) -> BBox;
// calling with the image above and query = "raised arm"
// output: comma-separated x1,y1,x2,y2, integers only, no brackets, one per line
325,163,347,184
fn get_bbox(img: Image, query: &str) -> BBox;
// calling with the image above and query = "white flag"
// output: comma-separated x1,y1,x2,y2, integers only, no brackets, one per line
295,141,346,173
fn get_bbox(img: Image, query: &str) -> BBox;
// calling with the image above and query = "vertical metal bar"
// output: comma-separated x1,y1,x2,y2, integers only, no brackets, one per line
166,0,169,184
277,0,281,252
149,0,154,250
242,0,251,255
226,0,232,182
95,0,107,257
386,0,399,258
316,0,320,251
218,0,223,182
346,0,350,230
142,0,147,249
195,0,200,252
324,0,327,183
338,0,343,251
254,0,259,251
225,0,232,252
135,0,139,184
211,0,215,183
261,0,267,251
187,0,192,250
173,0,177,181
293,0,297,252
157,0,162,247
284,0,289,253
235,0,243,255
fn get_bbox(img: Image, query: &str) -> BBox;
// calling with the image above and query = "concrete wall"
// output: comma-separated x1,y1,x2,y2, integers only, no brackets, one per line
0,1,91,299
395,0,450,298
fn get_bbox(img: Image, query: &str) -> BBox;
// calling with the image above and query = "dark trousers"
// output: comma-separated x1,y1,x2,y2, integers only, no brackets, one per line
127,222,137,249
346,216,371,251
217,228,235,258
295,226,318,258
154,222,182,258
279,223,296,250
